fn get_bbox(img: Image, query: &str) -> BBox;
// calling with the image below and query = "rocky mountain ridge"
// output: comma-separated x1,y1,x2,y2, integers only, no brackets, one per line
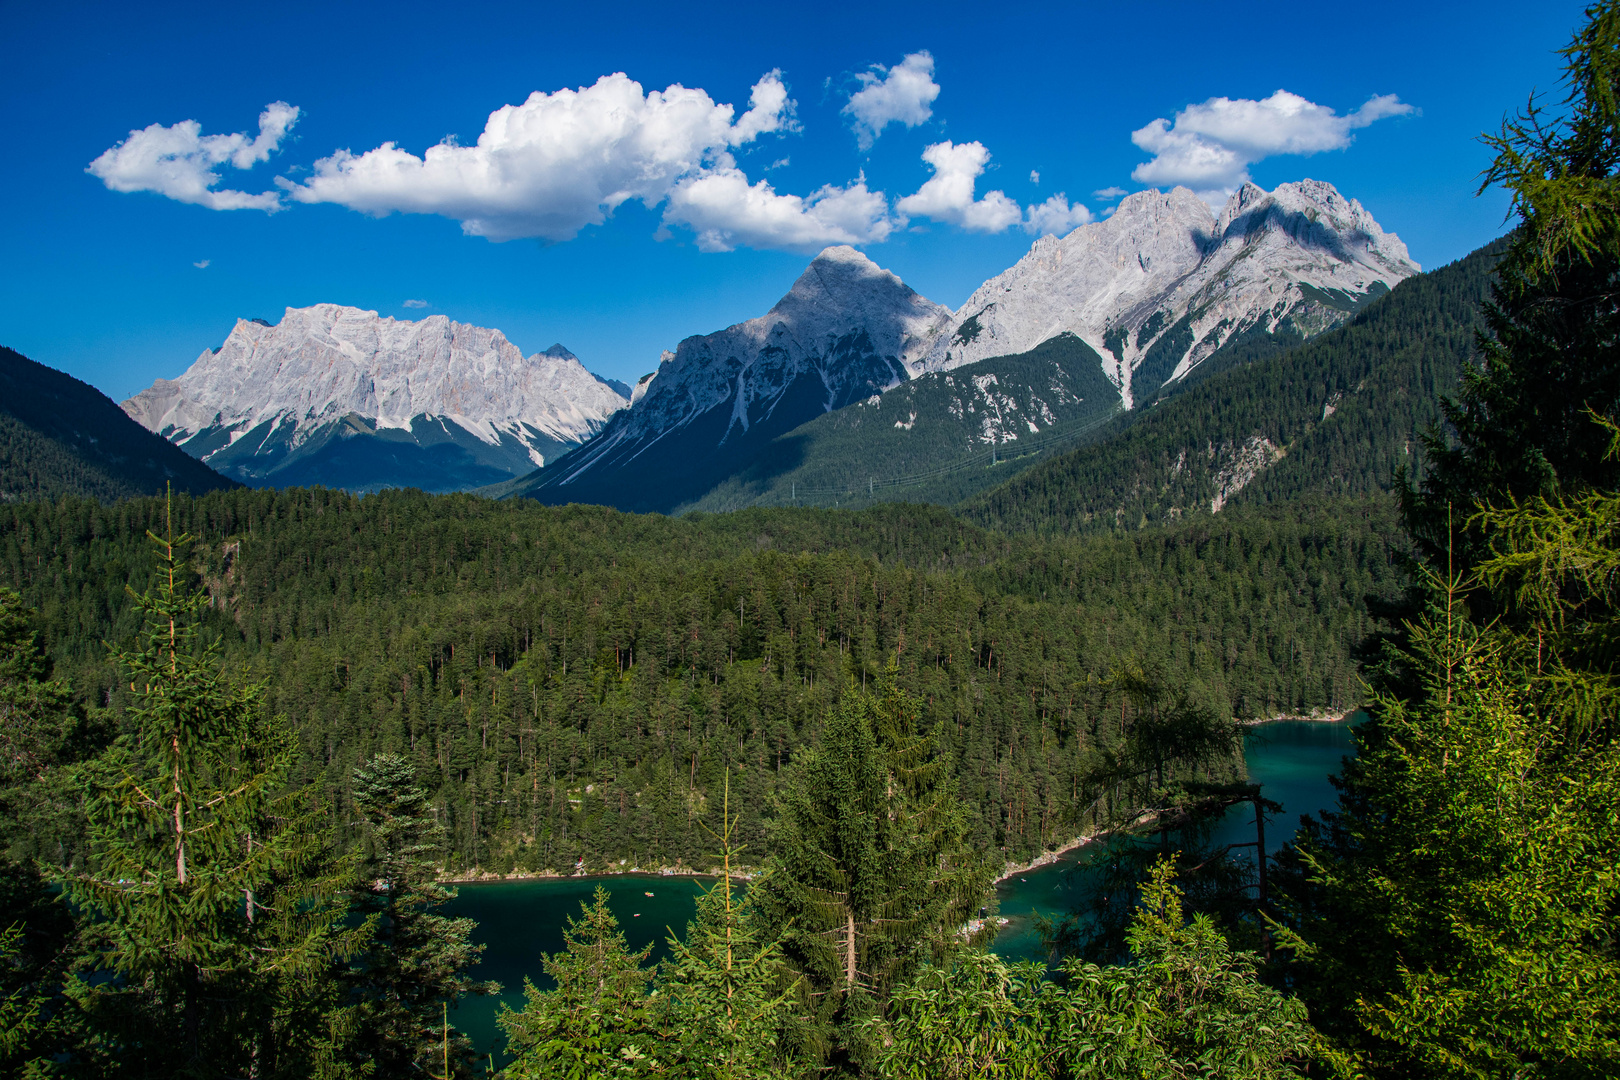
122,305,628,491
923,180,1418,404
509,245,953,511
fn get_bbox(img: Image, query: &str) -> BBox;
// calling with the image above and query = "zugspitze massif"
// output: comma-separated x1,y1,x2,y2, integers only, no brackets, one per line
121,305,629,492
122,179,1413,504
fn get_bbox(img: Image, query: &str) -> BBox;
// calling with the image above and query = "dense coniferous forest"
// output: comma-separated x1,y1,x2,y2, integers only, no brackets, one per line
5,6,1619,1075
963,238,1505,534
0,489,1396,874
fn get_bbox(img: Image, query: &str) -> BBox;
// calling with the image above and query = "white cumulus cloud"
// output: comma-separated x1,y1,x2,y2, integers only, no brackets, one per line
285,72,797,243
1131,90,1413,195
663,168,894,252
192,259,210,269
1093,185,1127,200
87,102,300,211
844,52,939,149
896,141,1021,233
403,299,429,308
1024,194,1092,236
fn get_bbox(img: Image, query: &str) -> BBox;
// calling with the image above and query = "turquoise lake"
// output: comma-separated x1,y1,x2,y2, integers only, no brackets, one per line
445,714,1359,1059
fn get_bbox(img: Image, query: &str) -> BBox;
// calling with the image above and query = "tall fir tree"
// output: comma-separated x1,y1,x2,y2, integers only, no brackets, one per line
753,661,993,1072
498,885,656,1079
345,753,497,1078
649,773,800,1080
59,496,366,1078
1280,6,1620,1076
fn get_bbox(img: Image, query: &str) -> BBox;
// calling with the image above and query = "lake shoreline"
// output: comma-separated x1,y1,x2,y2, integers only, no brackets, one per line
1240,708,1358,727
443,713,1355,887
995,834,1100,883
441,865,745,887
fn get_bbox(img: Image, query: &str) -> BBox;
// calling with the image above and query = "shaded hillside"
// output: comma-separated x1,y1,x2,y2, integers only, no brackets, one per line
961,238,1508,535
680,333,1125,513
0,346,236,502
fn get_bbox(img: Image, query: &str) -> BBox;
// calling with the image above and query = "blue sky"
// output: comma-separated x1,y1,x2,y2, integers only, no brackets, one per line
0,0,1590,400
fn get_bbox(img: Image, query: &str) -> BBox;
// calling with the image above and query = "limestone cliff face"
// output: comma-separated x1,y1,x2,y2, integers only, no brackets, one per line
920,180,1418,405
122,305,627,491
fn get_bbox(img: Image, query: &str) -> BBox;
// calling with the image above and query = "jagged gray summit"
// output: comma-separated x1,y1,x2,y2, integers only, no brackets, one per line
122,305,629,492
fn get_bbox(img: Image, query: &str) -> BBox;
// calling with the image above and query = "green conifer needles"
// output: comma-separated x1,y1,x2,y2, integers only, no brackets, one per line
755,661,995,1067
61,495,365,1078
874,859,1315,1080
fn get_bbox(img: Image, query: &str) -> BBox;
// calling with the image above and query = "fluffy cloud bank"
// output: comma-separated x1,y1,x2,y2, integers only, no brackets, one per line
844,52,940,149
87,102,299,210
287,72,799,243
1131,90,1413,195
89,63,1102,251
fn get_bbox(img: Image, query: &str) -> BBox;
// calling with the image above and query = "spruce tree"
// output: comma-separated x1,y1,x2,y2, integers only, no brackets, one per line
650,773,799,1080
1280,7,1620,1074
499,885,656,1079
345,753,496,1077
60,498,365,1078
754,661,993,1071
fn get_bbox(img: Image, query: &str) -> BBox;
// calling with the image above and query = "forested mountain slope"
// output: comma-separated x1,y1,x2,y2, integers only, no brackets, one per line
680,333,1125,513
961,239,1506,535
0,487,1400,874
0,346,236,503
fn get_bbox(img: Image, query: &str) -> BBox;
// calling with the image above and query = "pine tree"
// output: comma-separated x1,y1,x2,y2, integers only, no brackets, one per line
650,773,799,1079
498,886,656,1078
345,753,497,1077
1280,9,1620,1074
754,661,993,1071
60,496,365,1078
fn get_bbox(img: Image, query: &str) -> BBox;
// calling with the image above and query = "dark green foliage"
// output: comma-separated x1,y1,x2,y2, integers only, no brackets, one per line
58,511,365,1078
963,238,1507,536
753,670,994,1069
499,885,657,1078
345,753,497,1077
873,860,1316,1080
0,346,236,503
1279,9,1620,1076
681,334,1124,514
1402,6,1620,605
0,487,1401,877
